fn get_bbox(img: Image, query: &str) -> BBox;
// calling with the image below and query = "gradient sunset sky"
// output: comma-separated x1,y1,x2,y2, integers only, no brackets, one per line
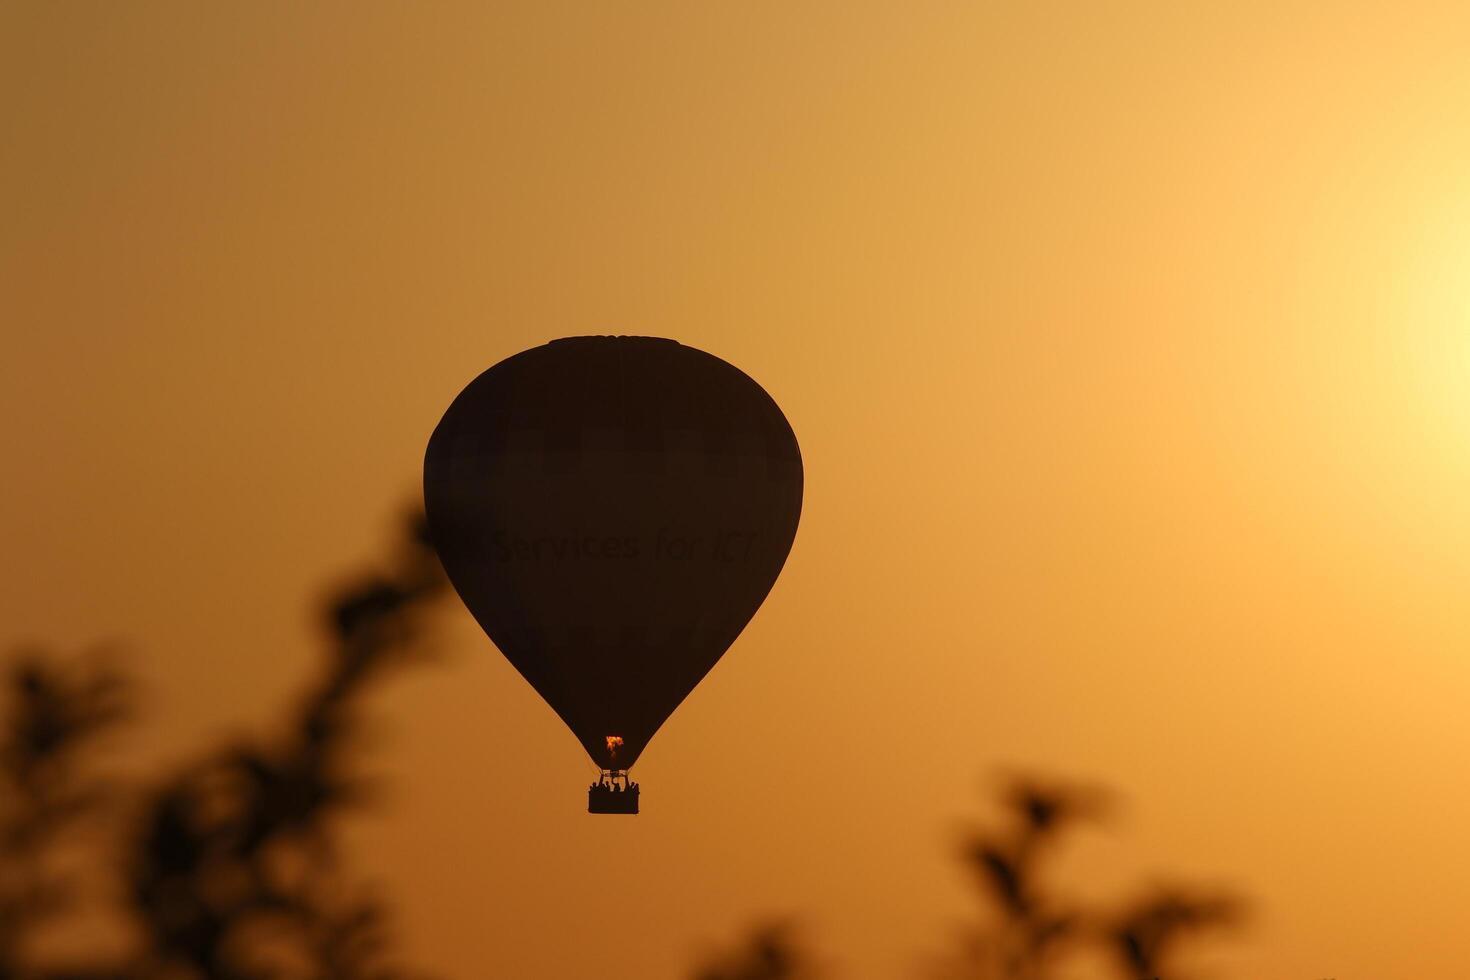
6,3,1470,977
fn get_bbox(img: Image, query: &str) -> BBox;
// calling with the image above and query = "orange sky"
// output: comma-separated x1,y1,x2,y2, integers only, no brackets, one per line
5,3,1470,977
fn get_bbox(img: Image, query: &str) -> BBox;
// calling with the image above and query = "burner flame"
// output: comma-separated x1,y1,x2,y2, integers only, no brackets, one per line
605,735,624,759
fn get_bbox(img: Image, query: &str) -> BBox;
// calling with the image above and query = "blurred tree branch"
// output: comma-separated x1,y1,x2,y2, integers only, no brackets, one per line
0,648,131,975
1,508,447,980
1,506,1248,980
694,921,815,980
931,775,1243,980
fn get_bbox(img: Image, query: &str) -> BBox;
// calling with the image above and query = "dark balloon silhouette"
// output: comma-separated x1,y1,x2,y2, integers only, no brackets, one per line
423,337,803,810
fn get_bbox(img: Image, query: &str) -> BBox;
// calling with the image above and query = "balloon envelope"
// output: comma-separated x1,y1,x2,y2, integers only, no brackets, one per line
423,337,802,771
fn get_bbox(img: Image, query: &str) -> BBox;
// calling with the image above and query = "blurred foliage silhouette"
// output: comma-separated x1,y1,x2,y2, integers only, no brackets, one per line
0,647,131,976
692,778,1243,980
692,921,816,980
1,508,447,980
1,506,1245,980
927,775,1243,980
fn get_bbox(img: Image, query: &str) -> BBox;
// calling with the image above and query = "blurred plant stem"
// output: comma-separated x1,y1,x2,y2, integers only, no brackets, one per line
2,508,446,980
931,775,1242,980
0,649,130,977
694,921,815,980
1,506,1246,980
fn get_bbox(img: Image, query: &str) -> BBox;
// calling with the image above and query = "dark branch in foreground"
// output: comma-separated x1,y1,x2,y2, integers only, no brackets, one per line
2,509,446,980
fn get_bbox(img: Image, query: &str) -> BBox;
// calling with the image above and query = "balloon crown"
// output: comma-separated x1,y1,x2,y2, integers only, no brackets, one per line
548,334,679,344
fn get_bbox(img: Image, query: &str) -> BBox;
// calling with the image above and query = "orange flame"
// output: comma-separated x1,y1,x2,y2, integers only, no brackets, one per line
605,735,624,759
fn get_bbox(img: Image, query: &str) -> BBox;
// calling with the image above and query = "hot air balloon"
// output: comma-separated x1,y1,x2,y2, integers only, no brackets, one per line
423,337,802,814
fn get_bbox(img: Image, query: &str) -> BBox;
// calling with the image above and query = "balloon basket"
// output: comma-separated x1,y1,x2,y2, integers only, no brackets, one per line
588,771,639,815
